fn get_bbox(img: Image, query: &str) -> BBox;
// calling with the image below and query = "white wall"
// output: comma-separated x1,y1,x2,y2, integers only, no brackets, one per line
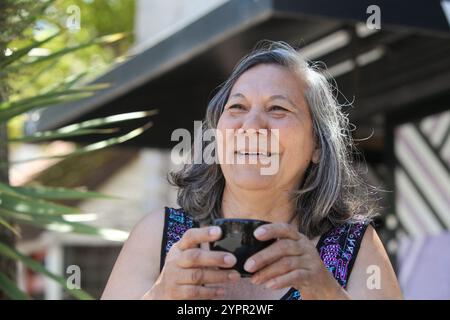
134,0,228,52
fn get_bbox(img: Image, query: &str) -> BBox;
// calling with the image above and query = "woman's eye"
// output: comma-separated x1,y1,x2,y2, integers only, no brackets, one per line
269,105,288,112
228,104,245,110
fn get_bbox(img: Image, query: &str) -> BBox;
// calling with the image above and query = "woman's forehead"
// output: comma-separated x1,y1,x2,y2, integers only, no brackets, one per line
229,64,307,100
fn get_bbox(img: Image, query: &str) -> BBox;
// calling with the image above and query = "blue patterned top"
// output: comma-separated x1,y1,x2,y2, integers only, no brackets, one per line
160,207,370,300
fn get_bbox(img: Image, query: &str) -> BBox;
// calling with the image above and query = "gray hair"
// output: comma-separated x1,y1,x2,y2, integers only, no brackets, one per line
169,40,379,238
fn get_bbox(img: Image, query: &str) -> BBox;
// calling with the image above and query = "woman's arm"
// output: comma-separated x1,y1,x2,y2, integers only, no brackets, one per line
101,209,165,299
346,225,403,299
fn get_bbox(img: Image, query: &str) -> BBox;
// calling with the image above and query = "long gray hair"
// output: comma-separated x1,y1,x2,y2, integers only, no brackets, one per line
169,40,379,238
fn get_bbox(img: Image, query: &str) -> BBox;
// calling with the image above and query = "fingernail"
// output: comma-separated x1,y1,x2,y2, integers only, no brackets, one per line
228,272,240,281
209,226,221,236
254,227,266,238
251,275,259,285
265,280,276,289
244,259,255,272
224,254,236,266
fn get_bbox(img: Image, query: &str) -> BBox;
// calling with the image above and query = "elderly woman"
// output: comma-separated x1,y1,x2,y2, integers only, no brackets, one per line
102,41,402,300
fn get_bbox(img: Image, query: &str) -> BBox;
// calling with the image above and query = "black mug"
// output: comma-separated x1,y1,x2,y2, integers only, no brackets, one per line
209,218,275,277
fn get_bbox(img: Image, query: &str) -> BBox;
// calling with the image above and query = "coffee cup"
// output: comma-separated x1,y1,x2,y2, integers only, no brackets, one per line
209,218,275,277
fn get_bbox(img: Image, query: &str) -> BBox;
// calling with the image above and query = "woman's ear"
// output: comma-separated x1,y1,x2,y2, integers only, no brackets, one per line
312,148,321,164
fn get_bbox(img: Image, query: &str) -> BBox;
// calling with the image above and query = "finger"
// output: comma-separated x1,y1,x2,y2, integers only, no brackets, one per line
177,268,241,285
178,248,237,268
251,256,306,285
253,222,303,241
243,239,305,273
177,285,225,300
264,269,307,290
177,226,222,250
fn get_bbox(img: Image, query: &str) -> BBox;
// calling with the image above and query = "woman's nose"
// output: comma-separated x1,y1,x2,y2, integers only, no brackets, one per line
239,109,268,132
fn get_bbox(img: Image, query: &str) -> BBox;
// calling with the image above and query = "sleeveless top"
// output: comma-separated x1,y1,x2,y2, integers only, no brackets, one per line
159,207,370,300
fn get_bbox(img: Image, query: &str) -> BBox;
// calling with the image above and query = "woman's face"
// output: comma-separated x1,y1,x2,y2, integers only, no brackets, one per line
217,63,320,192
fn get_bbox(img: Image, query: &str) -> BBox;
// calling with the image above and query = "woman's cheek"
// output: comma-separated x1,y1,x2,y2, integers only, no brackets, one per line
283,128,313,166
216,128,233,165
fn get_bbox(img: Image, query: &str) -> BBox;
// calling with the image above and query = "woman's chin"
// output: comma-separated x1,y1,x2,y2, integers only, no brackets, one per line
229,169,276,190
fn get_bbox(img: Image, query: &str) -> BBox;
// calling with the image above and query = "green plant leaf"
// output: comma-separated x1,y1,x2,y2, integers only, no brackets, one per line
0,271,30,300
15,48,129,97
0,90,94,123
9,109,157,143
0,31,61,69
54,71,90,91
11,121,153,164
56,110,158,132
0,217,21,237
9,185,119,200
0,190,80,215
3,0,57,46
3,32,129,74
14,59,60,96
0,181,21,195
0,84,108,110
9,128,120,143
0,182,23,195
0,208,129,242
0,242,93,300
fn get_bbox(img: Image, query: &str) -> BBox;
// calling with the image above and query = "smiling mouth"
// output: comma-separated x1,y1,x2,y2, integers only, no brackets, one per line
235,151,277,157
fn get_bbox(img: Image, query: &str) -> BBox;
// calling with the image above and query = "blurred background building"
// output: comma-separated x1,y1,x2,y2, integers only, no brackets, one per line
11,0,450,299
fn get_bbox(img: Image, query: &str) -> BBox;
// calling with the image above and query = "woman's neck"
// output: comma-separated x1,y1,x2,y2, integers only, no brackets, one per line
221,183,298,225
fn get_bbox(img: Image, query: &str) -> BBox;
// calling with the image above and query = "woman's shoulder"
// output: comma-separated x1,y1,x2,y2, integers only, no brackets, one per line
316,216,372,288
123,207,193,263
345,223,403,298
102,207,196,299
126,208,167,248
319,216,372,248
122,208,169,263
101,208,167,299
129,206,194,239
319,216,402,298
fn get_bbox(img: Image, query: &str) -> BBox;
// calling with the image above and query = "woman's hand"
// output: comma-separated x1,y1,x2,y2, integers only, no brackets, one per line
142,226,240,300
244,223,350,300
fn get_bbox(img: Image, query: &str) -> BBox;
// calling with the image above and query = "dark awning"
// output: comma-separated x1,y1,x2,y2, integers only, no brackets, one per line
28,0,450,150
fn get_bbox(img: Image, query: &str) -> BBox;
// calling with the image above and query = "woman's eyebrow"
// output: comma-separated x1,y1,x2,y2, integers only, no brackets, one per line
229,93,298,109
229,93,246,100
268,94,298,109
